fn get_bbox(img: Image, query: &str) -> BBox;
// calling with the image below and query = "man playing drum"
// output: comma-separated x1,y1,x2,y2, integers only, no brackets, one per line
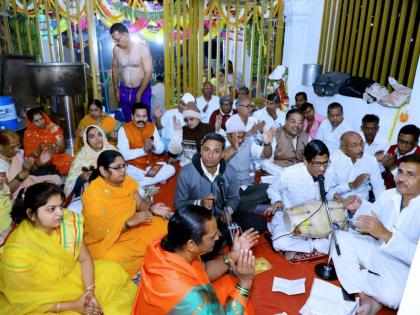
266,140,357,255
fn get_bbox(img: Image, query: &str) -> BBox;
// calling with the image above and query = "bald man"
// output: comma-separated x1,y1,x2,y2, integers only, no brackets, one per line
330,131,385,201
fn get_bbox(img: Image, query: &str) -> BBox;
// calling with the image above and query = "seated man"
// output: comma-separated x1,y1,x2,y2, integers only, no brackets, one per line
168,103,215,166
267,140,354,255
293,91,307,110
253,93,286,130
209,95,237,136
233,97,260,135
224,114,275,213
23,107,73,175
174,133,266,257
332,154,420,314
233,85,250,109
261,109,309,176
118,103,175,188
196,81,220,123
316,102,353,153
330,131,385,201
360,114,388,163
301,102,325,139
382,124,420,188
155,92,194,151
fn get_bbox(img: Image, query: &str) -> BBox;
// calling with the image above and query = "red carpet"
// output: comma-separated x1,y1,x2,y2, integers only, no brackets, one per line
153,164,397,315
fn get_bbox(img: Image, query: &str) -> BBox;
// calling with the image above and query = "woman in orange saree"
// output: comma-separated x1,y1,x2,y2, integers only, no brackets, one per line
23,107,73,175
133,205,258,315
81,150,170,279
0,182,136,314
74,99,120,153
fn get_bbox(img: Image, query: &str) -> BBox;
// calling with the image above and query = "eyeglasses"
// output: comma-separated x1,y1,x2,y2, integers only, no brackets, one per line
309,160,330,168
108,163,128,171
342,141,365,149
81,165,95,172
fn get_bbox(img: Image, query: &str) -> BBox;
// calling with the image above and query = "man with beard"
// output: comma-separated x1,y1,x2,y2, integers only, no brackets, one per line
118,103,175,187
316,102,353,152
111,23,153,122
332,154,420,314
329,131,385,201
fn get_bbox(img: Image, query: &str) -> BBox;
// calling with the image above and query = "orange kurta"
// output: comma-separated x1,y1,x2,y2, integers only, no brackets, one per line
123,121,155,169
133,240,254,314
81,176,167,277
74,114,120,153
23,112,73,175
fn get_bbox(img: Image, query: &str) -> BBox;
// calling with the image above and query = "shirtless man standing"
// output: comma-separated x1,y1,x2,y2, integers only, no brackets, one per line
111,23,153,122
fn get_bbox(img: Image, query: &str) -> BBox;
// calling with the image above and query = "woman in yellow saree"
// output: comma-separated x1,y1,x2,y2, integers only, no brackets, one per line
74,99,120,153
0,182,136,314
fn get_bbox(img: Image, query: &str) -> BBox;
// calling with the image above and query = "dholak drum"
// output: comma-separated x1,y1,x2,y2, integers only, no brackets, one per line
284,200,348,238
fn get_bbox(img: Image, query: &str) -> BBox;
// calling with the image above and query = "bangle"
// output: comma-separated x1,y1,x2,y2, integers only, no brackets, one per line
14,173,25,182
235,283,250,297
85,284,95,292
56,302,61,313
223,254,230,266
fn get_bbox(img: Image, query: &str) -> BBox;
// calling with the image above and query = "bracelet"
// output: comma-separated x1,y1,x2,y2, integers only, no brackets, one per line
223,254,230,266
235,283,250,298
56,302,61,313
14,173,25,182
85,284,96,292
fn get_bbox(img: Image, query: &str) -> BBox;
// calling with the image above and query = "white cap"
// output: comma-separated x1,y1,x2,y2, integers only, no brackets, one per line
269,65,287,80
181,92,196,104
226,114,246,134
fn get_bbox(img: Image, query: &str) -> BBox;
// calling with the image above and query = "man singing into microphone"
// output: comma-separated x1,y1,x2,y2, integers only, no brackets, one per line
267,140,356,257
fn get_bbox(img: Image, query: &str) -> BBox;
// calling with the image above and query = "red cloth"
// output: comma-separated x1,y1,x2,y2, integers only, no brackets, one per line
209,109,237,131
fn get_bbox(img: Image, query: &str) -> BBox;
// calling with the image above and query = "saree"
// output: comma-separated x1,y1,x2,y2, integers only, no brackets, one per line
81,176,167,277
64,125,117,197
23,112,73,175
132,240,254,315
0,210,136,315
74,114,120,153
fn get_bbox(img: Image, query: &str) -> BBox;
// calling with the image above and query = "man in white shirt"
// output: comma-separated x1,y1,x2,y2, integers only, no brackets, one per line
233,97,260,135
196,81,220,123
253,93,286,130
118,103,175,188
330,131,385,201
151,75,165,122
267,140,354,254
155,92,194,151
360,114,388,171
316,102,353,153
332,154,420,314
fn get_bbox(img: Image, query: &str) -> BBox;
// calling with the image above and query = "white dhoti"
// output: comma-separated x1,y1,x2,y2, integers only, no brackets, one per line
261,159,284,177
127,163,176,192
332,231,408,309
269,210,330,254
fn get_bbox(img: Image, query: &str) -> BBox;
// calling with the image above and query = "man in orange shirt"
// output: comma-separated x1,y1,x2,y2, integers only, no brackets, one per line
117,103,175,189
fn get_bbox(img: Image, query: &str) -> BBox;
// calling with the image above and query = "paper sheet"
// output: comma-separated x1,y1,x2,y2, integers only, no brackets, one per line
272,277,306,295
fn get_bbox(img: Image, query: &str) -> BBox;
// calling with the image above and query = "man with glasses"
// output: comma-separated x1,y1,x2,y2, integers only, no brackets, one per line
231,97,261,136
261,109,309,177
208,95,237,136
118,102,175,188
316,102,353,152
168,102,214,166
382,124,420,188
329,131,385,201
267,140,352,255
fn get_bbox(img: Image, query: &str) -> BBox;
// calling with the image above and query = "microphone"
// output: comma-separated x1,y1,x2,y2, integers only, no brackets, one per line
317,175,326,202
217,176,227,209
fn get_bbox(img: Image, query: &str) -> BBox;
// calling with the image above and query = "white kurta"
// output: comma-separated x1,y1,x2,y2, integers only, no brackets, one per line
160,108,185,140
253,107,286,130
359,132,389,173
315,119,353,153
196,95,220,123
267,163,337,254
329,150,386,200
332,190,420,309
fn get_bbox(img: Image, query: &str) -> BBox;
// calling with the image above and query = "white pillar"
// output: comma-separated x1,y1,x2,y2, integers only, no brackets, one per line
282,0,325,101
408,56,420,123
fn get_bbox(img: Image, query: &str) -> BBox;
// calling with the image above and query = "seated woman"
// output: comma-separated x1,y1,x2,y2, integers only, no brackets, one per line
133,205,258,314
74,99,120,153
0,129,61,197
23,107,73,175
0,182,136,314
81,150,171,279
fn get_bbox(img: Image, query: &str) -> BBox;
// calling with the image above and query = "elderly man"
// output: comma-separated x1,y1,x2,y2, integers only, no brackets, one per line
224,114,275,213
196,81,220,123
329,131,385,201
267,140,352,255
261,109,310,176
168,103,214,166
208,95,237,135
155,92,195,151
174,132,266,258
332,154,420,314
382,124,420,188
111,23,153,122
253,93,286,130
301,102,325,139
118,103,175,187
316,102,353,152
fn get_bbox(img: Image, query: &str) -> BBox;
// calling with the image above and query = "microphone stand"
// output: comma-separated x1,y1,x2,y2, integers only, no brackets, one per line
315,175,340,281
